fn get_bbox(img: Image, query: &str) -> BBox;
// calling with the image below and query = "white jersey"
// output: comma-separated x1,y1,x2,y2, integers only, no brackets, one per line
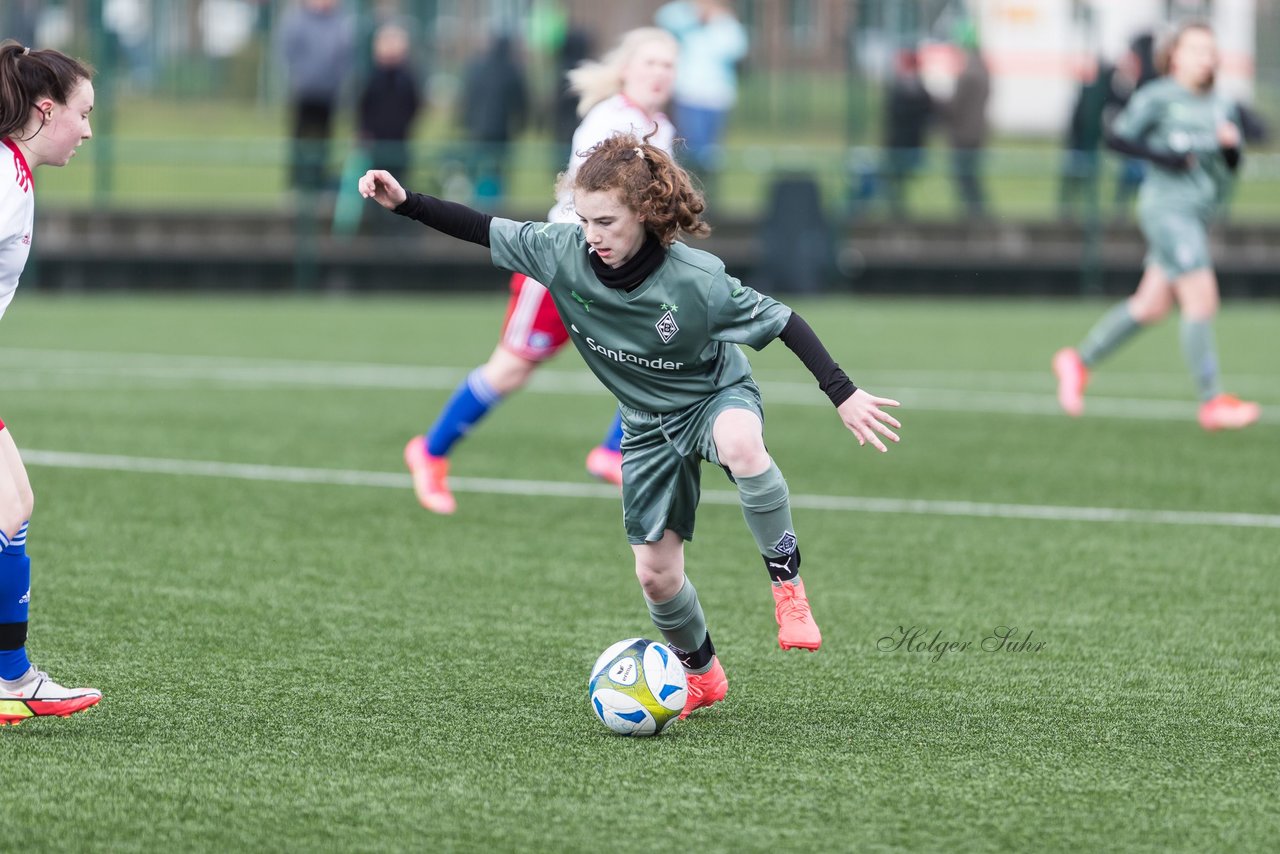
0,139,36,322
548,94,676,223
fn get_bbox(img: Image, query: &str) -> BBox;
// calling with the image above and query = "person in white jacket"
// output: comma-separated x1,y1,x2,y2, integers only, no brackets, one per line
403,28,679,515
656,0,748,185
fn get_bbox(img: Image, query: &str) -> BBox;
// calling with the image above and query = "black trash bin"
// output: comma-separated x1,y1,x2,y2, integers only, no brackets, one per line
757,174,836,294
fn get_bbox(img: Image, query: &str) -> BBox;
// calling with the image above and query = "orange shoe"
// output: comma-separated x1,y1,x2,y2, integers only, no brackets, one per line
774,578,822,651
403,437,456,514
585,445,624,487
1052,347,1089,417
1198,394,1261,431
679,656,727,720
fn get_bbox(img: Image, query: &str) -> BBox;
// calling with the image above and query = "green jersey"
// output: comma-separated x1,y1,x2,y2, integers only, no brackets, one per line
489,218,792,414
1112,77,1239,219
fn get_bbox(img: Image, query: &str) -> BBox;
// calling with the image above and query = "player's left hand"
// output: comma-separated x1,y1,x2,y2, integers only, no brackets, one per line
837,388,901,453
358,169,408,210
1217,121,1242,149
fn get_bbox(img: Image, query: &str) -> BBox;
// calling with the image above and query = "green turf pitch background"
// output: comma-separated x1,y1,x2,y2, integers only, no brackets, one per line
0,295,1277,852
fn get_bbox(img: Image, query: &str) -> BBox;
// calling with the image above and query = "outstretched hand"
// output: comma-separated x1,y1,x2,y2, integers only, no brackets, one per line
837,388,902,453
358,169,408,210
1217,121,1242,149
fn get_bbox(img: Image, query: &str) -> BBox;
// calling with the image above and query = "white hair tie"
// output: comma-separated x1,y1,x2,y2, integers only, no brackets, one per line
22,47,31,56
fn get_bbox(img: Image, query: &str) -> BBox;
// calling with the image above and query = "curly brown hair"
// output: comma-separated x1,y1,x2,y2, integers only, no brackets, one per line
557,132,710,246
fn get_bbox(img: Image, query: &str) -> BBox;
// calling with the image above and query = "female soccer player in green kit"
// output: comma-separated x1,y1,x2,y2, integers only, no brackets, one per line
1054,22,1259,431
360,134,900,719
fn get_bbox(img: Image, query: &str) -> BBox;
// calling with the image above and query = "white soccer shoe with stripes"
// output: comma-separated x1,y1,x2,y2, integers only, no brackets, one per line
0,666,101,725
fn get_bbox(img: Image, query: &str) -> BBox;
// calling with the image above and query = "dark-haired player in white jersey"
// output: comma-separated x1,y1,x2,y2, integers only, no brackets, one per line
361,134,901,719
404,28,680,514
0,40,102,724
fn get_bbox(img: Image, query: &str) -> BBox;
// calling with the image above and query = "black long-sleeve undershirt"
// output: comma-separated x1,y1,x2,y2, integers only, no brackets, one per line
1105,130,1242,173
390,192,858,407
1104,130,1189,170
393,192,492,246
778,313,858,407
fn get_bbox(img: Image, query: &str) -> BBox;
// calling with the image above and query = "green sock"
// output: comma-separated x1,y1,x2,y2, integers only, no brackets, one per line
1180,318,1222,401
645,578,712,674
735,462,797,560
1079,301,1141,367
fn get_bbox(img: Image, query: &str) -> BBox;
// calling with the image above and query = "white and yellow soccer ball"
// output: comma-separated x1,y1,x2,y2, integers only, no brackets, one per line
588,638,688,736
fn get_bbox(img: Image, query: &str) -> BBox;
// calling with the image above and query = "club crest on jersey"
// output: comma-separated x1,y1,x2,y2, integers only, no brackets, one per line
655,309,679,343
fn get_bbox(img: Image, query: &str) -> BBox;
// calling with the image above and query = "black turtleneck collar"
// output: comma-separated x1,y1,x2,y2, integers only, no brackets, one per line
588,233,665,290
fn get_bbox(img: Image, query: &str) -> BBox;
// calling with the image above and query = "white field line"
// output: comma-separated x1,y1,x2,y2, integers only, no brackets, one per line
1,348,1275,423
4,347,1279,390
22,449,1280,530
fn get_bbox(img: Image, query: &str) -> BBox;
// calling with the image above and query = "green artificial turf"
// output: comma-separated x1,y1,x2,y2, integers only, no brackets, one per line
0,294,1276,851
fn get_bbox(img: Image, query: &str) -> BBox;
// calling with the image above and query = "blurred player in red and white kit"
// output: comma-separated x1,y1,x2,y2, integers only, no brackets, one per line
404,28,679,514
0,40,102,724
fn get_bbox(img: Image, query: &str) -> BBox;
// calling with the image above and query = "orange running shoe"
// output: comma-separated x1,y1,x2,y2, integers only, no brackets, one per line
678,656,727,720
403,437,456,515
774,578,822,651
585,445,624,487
0,667,101,725
1052,347,1090,417
1198,394,1261,431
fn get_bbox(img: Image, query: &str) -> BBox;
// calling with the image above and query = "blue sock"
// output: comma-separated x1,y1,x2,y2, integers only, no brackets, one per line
426,369,503,458
0,522,32,680
601,409,624,453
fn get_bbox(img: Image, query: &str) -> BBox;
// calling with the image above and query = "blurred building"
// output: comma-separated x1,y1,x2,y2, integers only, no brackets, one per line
971,0,1257,134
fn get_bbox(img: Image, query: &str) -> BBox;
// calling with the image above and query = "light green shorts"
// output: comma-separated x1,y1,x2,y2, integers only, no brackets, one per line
1139,207,1212,280
618,380,764,545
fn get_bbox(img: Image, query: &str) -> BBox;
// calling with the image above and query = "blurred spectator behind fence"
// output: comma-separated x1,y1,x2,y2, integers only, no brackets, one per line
881,48,933,219
655,0,748,195
552,29,595,170
279,0,354,193
1058,56,1125,221
459,34,529,206
1113,33,1158,218
1,0,38,47
359,23,423,183
941,25,990,219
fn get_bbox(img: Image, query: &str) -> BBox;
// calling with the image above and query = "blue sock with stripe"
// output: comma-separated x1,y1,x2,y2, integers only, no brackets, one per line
601,409,624,453
426,369,503,458
0,522,32,680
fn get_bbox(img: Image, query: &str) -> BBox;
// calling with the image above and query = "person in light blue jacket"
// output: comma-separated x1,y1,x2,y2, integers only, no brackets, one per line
655,0,747,189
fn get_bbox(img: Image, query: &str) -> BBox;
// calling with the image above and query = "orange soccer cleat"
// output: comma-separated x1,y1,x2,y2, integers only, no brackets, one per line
404,437,457,515
1052,347,1090,417
0,667,101,725
585,445,624,487
1198,394,1261,432
773,578,822,651
678,656,727,720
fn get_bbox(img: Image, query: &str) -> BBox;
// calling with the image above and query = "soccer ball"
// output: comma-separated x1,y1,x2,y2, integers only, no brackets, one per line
588,638,687,736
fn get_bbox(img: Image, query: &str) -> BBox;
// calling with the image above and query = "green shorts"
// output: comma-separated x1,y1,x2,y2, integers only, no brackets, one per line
618,380,764,545
1139,207,1212,279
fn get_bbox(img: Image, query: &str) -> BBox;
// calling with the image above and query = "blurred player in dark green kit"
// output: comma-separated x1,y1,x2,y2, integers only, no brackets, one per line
1054,22,1259,431
360,134,901,719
